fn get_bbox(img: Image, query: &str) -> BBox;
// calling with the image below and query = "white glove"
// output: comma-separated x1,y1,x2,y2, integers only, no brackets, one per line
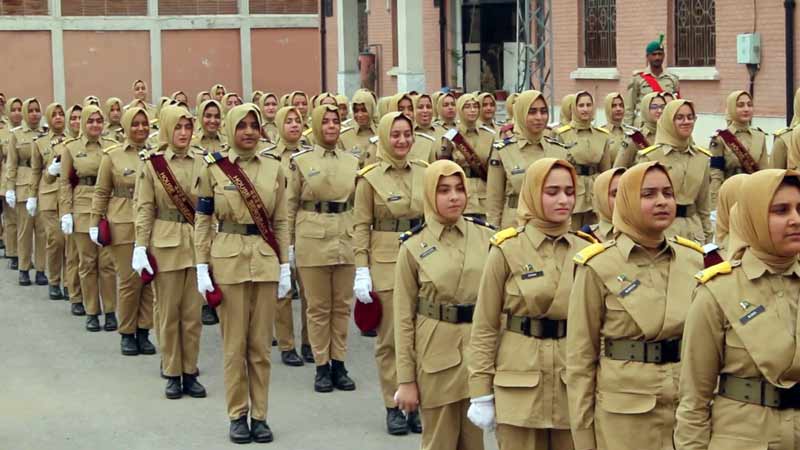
60,213,73,235
467,395,496,431
288,245,296,269
196,263,214,298
89,226,100,246
278,263,292,298
354,267,373,304
26,197,37,216
47,159,61,177
131,246,153,276
5,190,15,208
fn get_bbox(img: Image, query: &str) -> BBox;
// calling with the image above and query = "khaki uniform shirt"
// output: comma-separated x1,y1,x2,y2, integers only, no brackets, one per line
709,125,768,206
102,124,124,143
601,123,625,164
60,135,118,232
287,145,358,267
91,142,145,245
362,133,436,167
469,226,590,429
676,252,800,450
8,124,47,201
194,150,289,284
395,217,494,409
775,127,794,170
624,69,680,125
190,131,227,154
554,125,613,214
613,126,656,168
263,122,278,143
340,124,376,167
636,144,713,243
0,122,10,192
438,124,495,217
31,131,67,212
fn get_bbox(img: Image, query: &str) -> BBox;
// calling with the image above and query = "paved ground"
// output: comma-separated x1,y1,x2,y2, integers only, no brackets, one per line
0,268,499,450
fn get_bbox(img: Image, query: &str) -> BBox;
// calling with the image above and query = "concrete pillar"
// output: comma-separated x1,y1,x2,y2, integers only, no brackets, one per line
336,0,360,97
238,0,253,99
147,0,162,101
396,0,426,92
48,0,65,104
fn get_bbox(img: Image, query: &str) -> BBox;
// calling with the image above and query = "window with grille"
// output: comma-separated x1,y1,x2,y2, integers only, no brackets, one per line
583,0,616,68
249,0,317,14
61,0,146,16
674,0,715,66
158,0,237,15
0,0,47,15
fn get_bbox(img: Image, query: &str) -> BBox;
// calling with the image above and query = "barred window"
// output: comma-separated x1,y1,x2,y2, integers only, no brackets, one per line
0,0,47,15
61,0,146,16
158,0,237,15
674,0,716,66
583,0,616,68
249,0,317,14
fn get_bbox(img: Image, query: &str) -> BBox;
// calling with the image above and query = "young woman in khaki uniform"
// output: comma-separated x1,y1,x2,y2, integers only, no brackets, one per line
770,88,799,170
677,169,800,450
582,167,625,242
558,94,575,127
469,158,590,450
352,112,427,435
394,160,492,450
8,98,49,286
713,173,748,256
414,94,443,138
434,93,457,136
60,105,119,332
709,90,768,205
190,100,227,154
477,92,497,131
129,79,155,117
195,104,291,444
133,105,206,399
102,97,125,142
600,93,624,163
612,92,665,168
385,93,436,164
486,90,568,229
30,102,68,299
194,91,211,116
339,90,377,166
0,97,22,266
258,93,279,142
61,104,83,309
635,99,713,243
210,83,226,102
92,106,156,356
289,91,310,123
566,161,704,450
289,104,359,392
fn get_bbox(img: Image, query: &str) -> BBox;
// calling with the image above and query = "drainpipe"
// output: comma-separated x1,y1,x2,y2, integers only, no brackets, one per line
786,0,795,126
439,0,447,87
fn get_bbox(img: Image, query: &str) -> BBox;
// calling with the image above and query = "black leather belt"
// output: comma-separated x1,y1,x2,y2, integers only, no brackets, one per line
301,201,351,214
156,210,190,223
719,374,800,409
77,176,97,186
113,187,134,199
507,314,567,339
17,160,30,168
507,194,518,208
417,298,474,323
604,338,681,364
574,164,597,176
463,166,482,179
675,204,696,218
218,221,260,235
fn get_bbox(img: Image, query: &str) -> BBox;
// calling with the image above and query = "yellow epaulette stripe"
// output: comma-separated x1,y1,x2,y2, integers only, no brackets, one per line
555,124,571,134
573,240,615,265
302,128,313,136
410,159,430,168
575,230,599,244
695,261,733,284
490,226,520,247
694,145,711,157
357,162,379,177
637,144,659,156
774,127,791,136
672,236,703,254
593,126,609,135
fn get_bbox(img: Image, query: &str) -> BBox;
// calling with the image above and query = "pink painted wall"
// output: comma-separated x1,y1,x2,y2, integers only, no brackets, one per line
0,31,53,104
251,28,321,96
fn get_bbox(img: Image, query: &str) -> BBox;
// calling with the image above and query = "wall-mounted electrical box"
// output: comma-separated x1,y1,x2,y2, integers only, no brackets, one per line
737,33,761,64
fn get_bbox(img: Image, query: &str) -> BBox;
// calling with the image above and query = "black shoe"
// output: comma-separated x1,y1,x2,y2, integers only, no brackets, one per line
48,285,63,300
63,287,69,298
406,410,422,434
165,377,182,399
386,407,409,435
250,419,274,443
301,344,314,363
104,313,117,331
136,328,156,355
271,339,277,346
121,334,139,356
281,349,304,367
0,239,5,250
9,256,17,270
35,271,48,286
330,360,356,391
362,329,378,337
201,304,219,325
314,364,334,393
18,270,30,286
182,373,207,398
229,416,252,444
86,315,100,332
71,303,85,316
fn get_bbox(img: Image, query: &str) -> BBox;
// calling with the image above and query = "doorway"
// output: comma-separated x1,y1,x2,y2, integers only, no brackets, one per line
461,0,516,93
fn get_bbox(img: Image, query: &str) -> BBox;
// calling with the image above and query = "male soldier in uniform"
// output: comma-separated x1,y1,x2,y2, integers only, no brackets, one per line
624,35,680,126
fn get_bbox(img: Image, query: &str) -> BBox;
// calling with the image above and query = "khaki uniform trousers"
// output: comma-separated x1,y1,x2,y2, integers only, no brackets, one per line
297,264,355,365
65,234,81,302
16,203,46,271
41,210,63,285
421,399,484,450
73,232,117,315
375,289,397,407
3,200,16,258
110,244,154,334
218,281,276,421
154,268,201,377
274,269,309,351
496,425,574,450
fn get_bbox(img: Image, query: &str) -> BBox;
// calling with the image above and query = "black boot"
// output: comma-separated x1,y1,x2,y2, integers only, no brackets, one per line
35,271,48,286
182,373,207,398
281,349,304,367
104,313,117,331
63,287,69,299
85,315,100,332
386,407,409,435
330,360,356,391
271,339,277,346
71,303,85,316
136,328,156,355
0,239,5,250
120,334,139,356
314,364,333,393
201,304,219,325
361,328,378,337
18,270,30,286
407,410,422,434
48,285,63,300
229,416,252,444
250,419,274,443
301,344,314,363
165,376,182,399
9,256,17,270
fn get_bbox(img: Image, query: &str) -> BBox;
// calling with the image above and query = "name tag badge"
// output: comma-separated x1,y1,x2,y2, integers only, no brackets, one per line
739,304,765,325
420,246,437,258
224,184,237,191
388,194,402,202
522,271,544,280
76,152,87,158
307,169,320,178
123,168,135,176
511,166,525,175
618,279,640,297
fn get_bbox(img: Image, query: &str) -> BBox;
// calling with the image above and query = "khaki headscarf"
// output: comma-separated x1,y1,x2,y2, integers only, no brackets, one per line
351,90,376,128
730,169,800,270
377,112,414,169
289,91,309,112
83,95,100,108
314,92,337,108
120,107,149,144
792,88,800,128
311,104,340,150
593,167,626,223
65,104,82,138
80,105,105,141
431,92,443,121
725,90,751,126
435,93,456,124
570,91,594,130
377,96,391,118
251,90,264,104
275,106,304,145
655,99,695,150
612,161,674,248
103,97,123,124
171,90,187,101
22,98,41,129
388,93,414,116
197,100,222,135
157,105,193,149
517,158,577,234
639,92,661,134
258,92,278,123
513,90,548,144
210,84,226,99
7,97,22,126
456,93,479,129
336,94,349,116
559,93,576,126
195,91,210,114
224,103,262,158
603,92,623,127
44,102,64,131
220,93,242,116
505,92,519,123
424,160,468,225
715,173,748,253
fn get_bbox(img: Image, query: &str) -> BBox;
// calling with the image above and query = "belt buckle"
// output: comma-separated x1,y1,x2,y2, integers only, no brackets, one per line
442,305,458,323
519,317,532,336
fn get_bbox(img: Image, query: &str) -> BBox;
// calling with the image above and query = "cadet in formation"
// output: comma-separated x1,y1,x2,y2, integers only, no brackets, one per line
624,35,679,125
585,167,625,242
613,92,666,168
713,173,748,256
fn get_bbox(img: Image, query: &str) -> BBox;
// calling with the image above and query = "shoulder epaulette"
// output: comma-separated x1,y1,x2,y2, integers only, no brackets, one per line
259,144,278,156
694,260,734,284
479,125,496,134
148,131,159,139
464,215,497,230
261,152,280,161
191,144,207,154
302,128,313,136
573,240,616,265
693,145,711,157
774,127,792,137
754,126,764,133
10,126,22,132
493,137,516,150
555,124,572,135
637,144,659,156
574,230,599,244
415,132,435,142
289,148,313,160
369,135,380,144
203,151,225,165
410,159,429,168
543,135,573,149
399,222,426,242
340,126,353,134
671,236,703,253
593,126,609,135
103,143,122,154
490,226,521,246
61,137,79,147
357,162,379,177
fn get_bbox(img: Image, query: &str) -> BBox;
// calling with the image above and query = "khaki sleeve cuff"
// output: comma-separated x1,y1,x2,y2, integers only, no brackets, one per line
355,253,369,268
468,380,493,399
396,368,416,385
572,428,596,450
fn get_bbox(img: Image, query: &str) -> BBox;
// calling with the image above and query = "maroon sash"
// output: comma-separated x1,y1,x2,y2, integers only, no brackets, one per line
148,153,196,225
449,131,487,181
627,130,650,150
717,129,759,174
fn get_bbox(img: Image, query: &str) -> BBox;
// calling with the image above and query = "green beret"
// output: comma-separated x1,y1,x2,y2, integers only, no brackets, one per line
646,34,665,54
